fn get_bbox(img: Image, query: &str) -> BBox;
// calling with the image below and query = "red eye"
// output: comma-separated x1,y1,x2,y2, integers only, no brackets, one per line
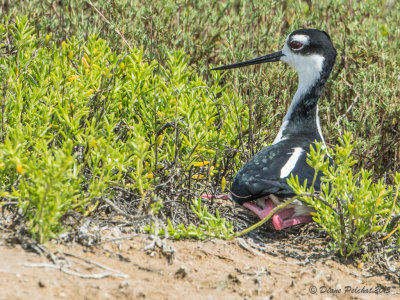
290,40,303,50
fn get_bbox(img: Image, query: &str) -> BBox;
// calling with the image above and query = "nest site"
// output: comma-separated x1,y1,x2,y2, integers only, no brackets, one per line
1,158,400,286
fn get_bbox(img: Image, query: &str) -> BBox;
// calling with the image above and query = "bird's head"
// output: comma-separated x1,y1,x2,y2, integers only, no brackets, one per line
213,29,337,84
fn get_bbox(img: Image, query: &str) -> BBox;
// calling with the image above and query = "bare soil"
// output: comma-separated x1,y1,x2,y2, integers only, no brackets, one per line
0,232,399,300
1,196,399,300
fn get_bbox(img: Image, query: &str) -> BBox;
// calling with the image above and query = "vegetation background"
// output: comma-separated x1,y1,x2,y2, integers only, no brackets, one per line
0,0,399,246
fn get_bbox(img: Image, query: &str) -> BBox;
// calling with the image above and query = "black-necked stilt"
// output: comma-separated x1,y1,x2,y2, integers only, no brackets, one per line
211,29,337,230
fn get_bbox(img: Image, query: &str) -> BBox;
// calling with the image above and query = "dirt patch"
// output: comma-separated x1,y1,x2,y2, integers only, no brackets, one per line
1,195,399,299
0,233,398,300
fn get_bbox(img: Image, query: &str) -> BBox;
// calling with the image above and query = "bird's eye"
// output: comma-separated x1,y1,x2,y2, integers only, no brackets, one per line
290,40,303,50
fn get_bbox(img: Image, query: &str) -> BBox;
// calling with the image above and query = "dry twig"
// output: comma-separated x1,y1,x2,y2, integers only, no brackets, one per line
87,1,132,49
23,243,128,279
63,251,129,278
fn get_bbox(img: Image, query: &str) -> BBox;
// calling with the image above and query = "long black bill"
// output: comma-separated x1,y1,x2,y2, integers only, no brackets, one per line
212,51,284,71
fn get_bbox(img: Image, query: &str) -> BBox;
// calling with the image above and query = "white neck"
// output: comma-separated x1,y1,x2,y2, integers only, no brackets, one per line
281,51,324,121
273,43,325,144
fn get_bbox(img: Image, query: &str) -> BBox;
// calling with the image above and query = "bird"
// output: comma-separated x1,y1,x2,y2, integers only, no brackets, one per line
208,29,337,230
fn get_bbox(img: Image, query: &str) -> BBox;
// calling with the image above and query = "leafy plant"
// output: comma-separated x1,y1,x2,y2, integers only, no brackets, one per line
288,133,400,256
2,0,399,176
1,0,400,245
5,141,98,243
0,16,246,242
144,197,235,240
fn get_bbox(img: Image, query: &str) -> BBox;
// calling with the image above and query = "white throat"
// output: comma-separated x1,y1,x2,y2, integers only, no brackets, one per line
281,44,325,121
272,40,325,145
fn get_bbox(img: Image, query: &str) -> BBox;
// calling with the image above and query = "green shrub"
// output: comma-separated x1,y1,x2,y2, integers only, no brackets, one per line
144,197,235,240
2,0,399,176
6,141,91,243
1,0,400,245
288,133,400,256
0,16,247,242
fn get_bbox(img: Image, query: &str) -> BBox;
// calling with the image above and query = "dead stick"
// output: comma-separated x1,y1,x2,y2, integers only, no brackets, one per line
63,252,129,278
24,263,111,279
87,1,132,49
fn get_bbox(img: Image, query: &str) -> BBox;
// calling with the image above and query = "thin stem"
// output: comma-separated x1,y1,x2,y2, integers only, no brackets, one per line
335,197,346,256
380,225,400,242
382,184,399,232
87,1,132,49
311,169,318,189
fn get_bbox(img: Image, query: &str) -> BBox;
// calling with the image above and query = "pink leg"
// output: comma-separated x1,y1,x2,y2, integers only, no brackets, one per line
242,199,275,219
201,194,230,200
272,208,313,230
202,194,313,230
243,199,313,230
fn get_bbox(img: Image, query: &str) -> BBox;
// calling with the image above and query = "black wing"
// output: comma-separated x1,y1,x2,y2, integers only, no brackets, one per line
230,137,322,204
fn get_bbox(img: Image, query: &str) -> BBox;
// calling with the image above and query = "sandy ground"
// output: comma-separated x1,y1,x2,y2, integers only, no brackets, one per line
0,234,399,300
